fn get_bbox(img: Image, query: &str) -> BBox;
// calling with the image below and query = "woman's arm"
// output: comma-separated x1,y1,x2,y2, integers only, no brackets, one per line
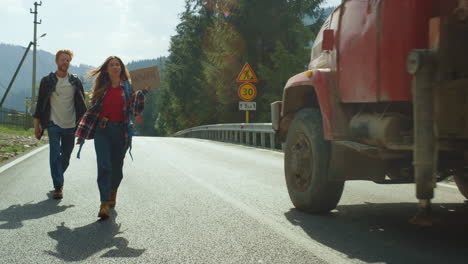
130,86,151,115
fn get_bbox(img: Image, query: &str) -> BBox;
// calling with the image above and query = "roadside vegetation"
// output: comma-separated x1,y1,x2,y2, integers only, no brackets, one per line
0,125,47,162
153,0,330,136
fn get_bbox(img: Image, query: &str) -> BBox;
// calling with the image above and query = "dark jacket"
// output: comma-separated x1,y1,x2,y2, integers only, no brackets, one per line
32,72,87,129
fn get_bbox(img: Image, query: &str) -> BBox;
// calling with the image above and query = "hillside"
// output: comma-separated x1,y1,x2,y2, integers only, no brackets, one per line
0,43,94,111
0,44,168,112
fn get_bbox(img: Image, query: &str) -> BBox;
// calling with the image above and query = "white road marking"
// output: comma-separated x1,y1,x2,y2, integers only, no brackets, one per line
437,183,457,189
166,160,359,264
0,145,48,174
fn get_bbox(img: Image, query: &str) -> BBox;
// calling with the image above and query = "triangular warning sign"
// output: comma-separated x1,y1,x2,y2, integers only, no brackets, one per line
236,63,258,83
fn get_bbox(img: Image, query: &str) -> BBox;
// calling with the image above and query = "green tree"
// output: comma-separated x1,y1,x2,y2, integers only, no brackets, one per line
202,5,246,123
158,0,326,135
202,0,324,122
157,0,215,134
127,57,167,136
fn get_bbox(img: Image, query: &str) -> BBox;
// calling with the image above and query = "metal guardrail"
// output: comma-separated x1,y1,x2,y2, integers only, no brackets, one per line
0,108,33,129
173,123,278,149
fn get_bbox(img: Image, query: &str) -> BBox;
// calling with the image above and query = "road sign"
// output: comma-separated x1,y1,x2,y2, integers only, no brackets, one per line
239,101,256,111
236,63,258,83
238,83,257,101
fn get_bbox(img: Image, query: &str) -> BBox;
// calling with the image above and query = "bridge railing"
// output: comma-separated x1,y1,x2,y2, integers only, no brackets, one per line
173,123,278,149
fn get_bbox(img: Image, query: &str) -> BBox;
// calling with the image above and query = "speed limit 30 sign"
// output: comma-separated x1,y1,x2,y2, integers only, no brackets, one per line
238,82,257,101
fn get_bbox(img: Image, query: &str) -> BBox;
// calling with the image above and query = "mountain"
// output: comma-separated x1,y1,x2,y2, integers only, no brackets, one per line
127,57,167,72
0,43,94,111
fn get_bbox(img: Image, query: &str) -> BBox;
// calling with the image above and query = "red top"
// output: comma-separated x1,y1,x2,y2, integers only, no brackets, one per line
99,86,124,121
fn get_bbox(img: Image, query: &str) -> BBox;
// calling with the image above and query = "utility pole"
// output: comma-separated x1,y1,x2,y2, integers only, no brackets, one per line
30,1,42,107
0,42,33,108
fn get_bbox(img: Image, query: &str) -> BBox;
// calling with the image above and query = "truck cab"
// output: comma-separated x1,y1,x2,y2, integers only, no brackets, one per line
272,0,468,225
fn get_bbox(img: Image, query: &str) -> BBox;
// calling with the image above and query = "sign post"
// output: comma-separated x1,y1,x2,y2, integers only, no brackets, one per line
236,63,259,83
237,83,257,101
239,101,256,110
236,63,258,123
239,101,256,123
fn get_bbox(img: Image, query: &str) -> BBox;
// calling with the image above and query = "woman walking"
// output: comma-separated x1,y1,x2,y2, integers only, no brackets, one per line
75,56,151,219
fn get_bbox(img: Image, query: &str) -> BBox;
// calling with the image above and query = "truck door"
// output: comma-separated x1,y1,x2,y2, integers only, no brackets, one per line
337,0,380,102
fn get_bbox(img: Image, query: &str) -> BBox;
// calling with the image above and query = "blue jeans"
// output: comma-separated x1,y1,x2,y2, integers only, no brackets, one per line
94,121,126,202
47,121,75,188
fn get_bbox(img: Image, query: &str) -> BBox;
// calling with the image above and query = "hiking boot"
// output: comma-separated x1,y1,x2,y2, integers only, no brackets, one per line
109,191,117,208
53,185,63,199
98,202,110,219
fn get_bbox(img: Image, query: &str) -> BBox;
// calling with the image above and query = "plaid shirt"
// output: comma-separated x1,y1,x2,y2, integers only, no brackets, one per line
75,80,147,150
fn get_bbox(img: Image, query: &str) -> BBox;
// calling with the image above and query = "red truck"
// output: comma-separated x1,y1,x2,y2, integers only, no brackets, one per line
271,0,468,224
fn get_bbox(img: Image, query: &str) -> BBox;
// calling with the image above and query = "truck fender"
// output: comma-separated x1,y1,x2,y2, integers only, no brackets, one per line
281,69,344,141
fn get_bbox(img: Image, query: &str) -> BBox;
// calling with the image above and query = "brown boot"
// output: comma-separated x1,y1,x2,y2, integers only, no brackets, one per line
109,191,117,208
53,185,63,199
98,202,110,219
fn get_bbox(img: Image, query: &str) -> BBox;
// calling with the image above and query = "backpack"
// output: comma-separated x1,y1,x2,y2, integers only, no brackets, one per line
123,80,137,160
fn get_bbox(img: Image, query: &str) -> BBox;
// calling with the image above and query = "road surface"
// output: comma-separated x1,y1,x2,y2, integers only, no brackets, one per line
0,137,467,263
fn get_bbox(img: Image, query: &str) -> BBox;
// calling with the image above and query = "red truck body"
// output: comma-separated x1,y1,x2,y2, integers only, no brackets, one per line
272,0,468,222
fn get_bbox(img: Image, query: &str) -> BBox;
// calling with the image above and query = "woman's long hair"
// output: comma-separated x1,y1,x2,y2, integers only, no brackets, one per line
87,56,131,101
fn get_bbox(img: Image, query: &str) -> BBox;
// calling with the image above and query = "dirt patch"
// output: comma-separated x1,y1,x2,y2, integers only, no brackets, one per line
0,132,48,162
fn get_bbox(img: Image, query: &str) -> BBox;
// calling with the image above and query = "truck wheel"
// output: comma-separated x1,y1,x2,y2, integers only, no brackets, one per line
454,173,468,199
284,108,344,213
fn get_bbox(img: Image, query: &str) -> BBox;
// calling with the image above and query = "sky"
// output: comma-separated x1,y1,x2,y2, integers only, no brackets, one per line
0,0,342,67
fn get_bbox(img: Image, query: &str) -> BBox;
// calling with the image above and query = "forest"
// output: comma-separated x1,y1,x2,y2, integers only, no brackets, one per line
138,0,331,136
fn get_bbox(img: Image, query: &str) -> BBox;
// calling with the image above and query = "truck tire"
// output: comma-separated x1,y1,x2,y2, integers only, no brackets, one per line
454,173,468,199
284,108,344,213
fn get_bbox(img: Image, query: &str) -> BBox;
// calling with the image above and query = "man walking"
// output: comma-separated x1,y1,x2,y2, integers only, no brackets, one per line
33,49,87,199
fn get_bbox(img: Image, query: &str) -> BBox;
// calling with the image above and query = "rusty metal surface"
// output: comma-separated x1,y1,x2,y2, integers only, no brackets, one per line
410,50,437,200
281,0,468,144
379,0,431,101
349,113,412,148
329,143,387,181
270,101,282,131
311,70,350,140
282,72,316,118
434,1,468,139
280,69,351,141
337,0,379,102
431,0,459,17
336,0,433,102
438,9,468,81
434,79,468,138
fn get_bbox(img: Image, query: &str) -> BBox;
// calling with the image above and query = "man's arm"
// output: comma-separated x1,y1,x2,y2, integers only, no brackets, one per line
34,118,43,140
33,77,48,119
33,77,48,140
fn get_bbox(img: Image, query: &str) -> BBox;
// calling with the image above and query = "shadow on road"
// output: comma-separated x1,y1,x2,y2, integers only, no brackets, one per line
285,202,468,264
0,195,74,229
46,211,146,262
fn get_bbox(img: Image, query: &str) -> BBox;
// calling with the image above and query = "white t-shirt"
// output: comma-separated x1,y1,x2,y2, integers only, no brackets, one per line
50,75,76,129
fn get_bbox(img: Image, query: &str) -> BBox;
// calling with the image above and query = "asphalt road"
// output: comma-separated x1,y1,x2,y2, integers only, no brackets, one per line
0,137,467,264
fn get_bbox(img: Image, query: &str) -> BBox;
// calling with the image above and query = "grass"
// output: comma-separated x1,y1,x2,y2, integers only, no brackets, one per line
0,124,48,162
0,124,35,136
1,145,27,153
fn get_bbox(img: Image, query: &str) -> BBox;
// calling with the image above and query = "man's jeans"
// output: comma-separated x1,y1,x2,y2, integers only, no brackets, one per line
94,121,126,202
47,121,75,188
